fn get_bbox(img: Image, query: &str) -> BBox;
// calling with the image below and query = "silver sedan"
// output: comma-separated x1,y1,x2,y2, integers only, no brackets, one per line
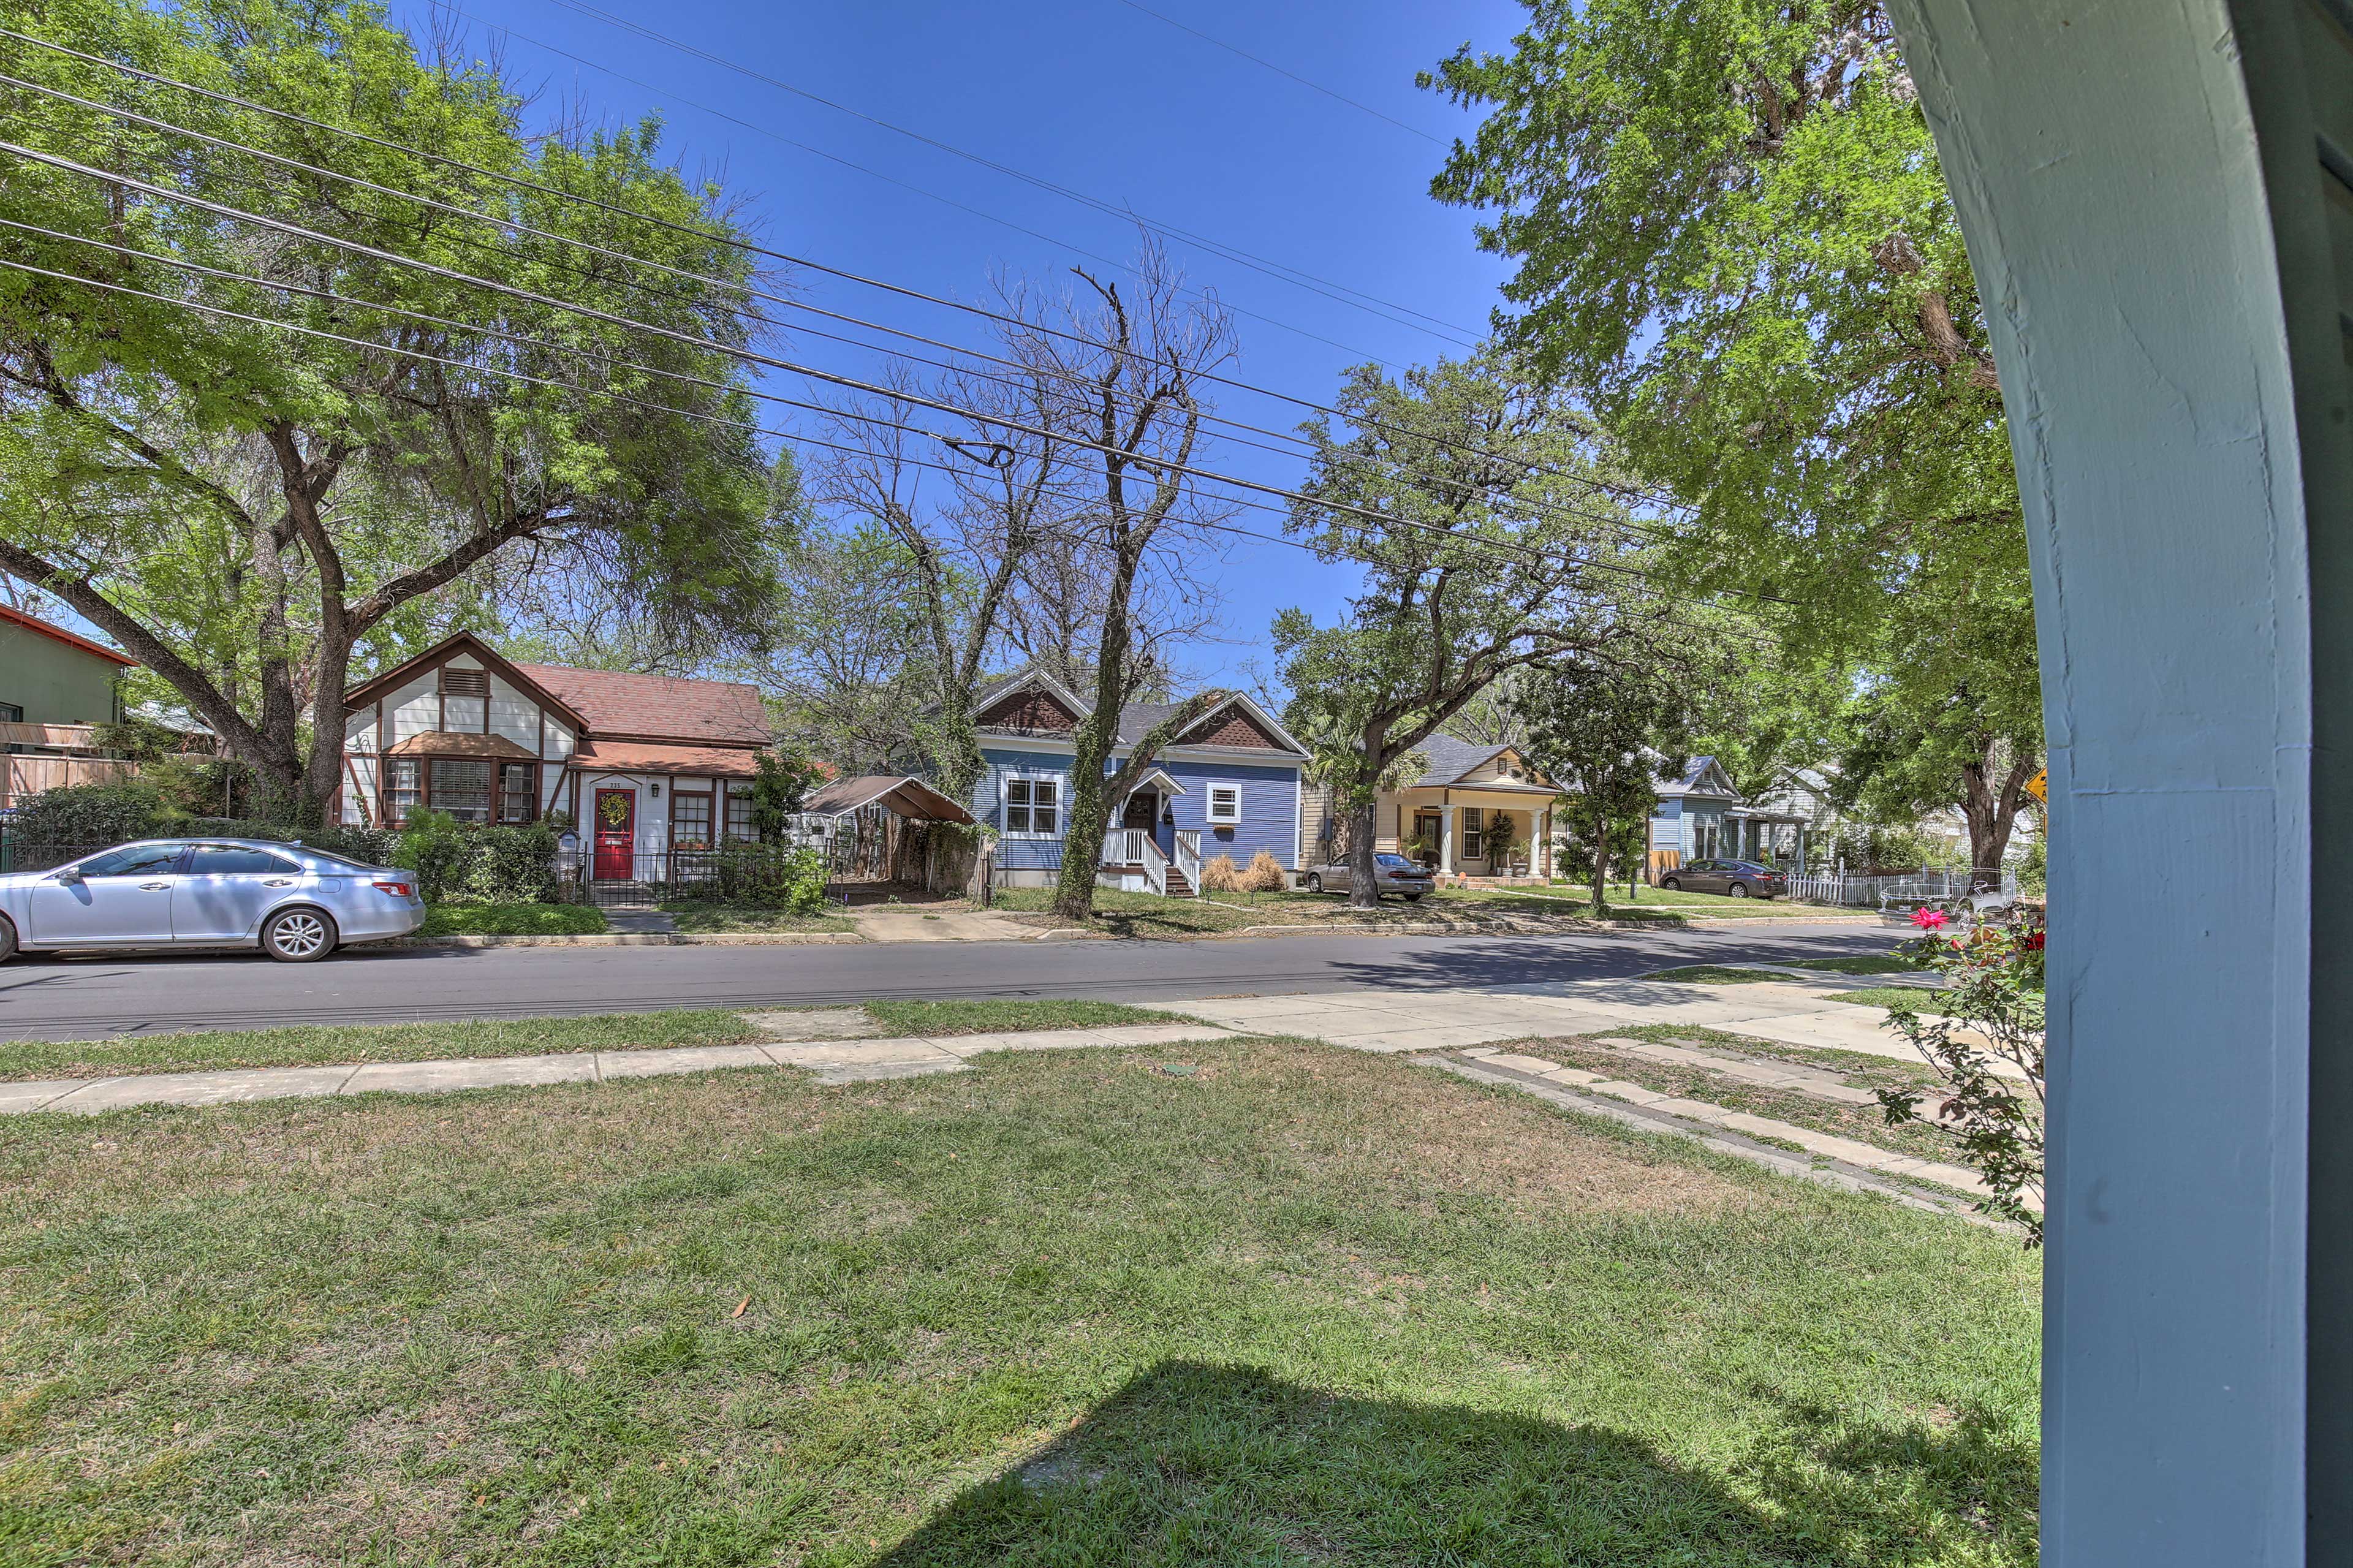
0,838,426,963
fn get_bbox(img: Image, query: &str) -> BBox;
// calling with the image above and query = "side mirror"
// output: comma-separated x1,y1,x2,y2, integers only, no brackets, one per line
50,868,83,886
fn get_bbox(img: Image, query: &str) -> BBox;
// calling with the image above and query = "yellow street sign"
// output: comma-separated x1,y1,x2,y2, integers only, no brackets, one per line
2026,767,2048,806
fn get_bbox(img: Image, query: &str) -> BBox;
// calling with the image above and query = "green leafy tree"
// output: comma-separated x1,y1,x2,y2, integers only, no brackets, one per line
0,0,786,824
1425,0,2039,885
746,747,824,842
1513,655,1694,912
1276,351,1668,909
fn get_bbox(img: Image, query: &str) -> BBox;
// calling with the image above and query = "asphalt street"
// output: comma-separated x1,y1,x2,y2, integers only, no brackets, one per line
0,920,1900,1042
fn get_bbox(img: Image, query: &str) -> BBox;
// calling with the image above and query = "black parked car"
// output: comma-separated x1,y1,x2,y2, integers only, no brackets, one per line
1658,858,1784,899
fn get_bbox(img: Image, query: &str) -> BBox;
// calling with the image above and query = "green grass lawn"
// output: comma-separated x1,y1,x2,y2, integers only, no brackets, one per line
0,1037,2039,1566
1833,986,1970,1015
419,902,609,937
993,886,1271,937
1637,964,1784,985
661,901,858,934
861,998,1180,1036
1784,954,1927,975
0,1010,760,1082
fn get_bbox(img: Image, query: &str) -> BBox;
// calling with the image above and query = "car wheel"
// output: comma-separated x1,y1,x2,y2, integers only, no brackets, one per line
1661,877,1681,891
1728,882,1749,898
262,906,337,962
1306,873,1324,894
0,914,15,964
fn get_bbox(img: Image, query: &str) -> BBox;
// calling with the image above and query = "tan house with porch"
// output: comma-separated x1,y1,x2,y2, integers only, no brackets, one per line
1302,736,1565,881
336,632,772,884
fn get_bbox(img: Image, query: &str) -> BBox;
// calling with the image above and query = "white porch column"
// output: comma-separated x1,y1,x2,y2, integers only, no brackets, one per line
1888,0,2347,1558
1439,795,1454,874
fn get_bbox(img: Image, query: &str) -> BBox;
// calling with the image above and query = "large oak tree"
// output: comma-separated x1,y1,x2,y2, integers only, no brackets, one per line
0,0,784,822
1426,0,2039,885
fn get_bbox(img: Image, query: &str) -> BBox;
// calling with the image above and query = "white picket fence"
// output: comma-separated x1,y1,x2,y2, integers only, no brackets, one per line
1783,868,2020,908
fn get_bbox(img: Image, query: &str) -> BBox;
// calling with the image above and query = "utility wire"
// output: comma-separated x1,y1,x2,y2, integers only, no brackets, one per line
529,0,1482,343
0,245,1763,624
0,249,1774,645
0,69,1678,552
9,140,1737,597
1109,0,1449,145
0,25,1689,517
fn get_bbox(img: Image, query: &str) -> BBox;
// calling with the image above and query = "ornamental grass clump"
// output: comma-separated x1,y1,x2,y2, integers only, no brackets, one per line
1243,850,1287,892
1199,853,1242,893
1877,902,2048,1243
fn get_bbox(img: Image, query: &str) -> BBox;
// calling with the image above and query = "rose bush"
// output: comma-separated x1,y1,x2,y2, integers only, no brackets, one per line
1879,900,2047,1243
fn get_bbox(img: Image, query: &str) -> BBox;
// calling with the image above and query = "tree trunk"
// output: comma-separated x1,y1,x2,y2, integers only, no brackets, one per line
1958,743,2037,890
1591,816,1610,914
1346,722,1389,910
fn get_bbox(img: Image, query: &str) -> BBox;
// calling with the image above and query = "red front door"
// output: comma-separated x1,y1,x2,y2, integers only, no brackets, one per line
593,789,635,879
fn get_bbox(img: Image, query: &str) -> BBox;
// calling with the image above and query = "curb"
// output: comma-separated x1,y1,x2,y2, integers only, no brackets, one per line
397,933,675,948
671,931,866,945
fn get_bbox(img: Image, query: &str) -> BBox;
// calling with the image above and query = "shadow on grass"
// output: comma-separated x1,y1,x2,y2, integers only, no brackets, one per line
877,1362,2035,1566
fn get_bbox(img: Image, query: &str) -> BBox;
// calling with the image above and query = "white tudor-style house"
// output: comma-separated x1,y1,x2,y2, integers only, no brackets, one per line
338,632,771,882
970,667,1311,895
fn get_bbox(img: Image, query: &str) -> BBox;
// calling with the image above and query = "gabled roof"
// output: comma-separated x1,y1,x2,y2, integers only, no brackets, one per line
0,605,135,666
512,662,769,747
974,665,1308,758
1657,754,1743,800
344,632,589,732
1406,735,1558,790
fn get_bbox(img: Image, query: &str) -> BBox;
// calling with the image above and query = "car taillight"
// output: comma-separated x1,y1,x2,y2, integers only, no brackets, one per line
373,880,414,898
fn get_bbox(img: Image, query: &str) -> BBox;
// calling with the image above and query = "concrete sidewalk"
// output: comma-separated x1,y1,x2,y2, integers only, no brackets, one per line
2,1020,1241,1115
1161,977,2021,1077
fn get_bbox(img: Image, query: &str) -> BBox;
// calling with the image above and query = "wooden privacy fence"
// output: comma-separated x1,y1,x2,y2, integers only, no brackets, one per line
1,753,137,808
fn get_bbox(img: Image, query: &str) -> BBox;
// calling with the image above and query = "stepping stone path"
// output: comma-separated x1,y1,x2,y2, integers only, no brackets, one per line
1452,1043,2005,1205
1,1008,1241,1115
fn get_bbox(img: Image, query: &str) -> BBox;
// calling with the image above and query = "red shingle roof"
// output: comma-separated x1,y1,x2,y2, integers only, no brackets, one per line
511,663,770,747
572,739,763,776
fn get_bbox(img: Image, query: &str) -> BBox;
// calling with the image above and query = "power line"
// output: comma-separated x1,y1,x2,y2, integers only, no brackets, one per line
9,140,1716,590
528,0,1483,344
0,70,1688,564
0,25,1689,518
1108,0,1449,145
0,249,1775,645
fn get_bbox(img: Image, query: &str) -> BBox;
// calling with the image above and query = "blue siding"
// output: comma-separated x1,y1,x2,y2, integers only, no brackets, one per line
979,746,1075,869
1161,757,1302,869
971,744,1305,873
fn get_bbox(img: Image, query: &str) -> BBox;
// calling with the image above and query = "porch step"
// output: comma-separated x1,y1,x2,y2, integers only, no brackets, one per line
1165,870,1192,896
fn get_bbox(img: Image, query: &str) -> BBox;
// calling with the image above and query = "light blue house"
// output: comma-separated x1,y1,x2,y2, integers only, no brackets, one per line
969,668,1311,896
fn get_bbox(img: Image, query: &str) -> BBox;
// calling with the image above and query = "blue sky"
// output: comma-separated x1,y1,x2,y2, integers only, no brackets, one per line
390,0,1533,688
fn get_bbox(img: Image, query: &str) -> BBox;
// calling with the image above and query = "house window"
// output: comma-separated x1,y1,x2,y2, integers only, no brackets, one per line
0,702,20,724
1463,807,1485,860
497,762,536,824
1004,776,1059,836
672,791,714,850
430,758,492,823
386,758,422,823
1206,784,1241,825
726,789,756,841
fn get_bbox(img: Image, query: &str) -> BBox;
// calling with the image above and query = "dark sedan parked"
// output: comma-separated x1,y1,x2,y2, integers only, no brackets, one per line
1658,858,1784,899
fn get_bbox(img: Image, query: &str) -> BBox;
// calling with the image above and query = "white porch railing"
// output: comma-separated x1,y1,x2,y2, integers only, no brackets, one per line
1784,868,2021,907
1173,829,1201,895
1103,827,1147,867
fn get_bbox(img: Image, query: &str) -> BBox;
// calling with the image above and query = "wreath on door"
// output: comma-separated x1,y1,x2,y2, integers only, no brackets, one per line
599,793,630,828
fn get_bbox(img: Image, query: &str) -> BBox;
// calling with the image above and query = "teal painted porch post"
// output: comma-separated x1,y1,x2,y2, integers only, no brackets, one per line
1887,0,2351,1560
